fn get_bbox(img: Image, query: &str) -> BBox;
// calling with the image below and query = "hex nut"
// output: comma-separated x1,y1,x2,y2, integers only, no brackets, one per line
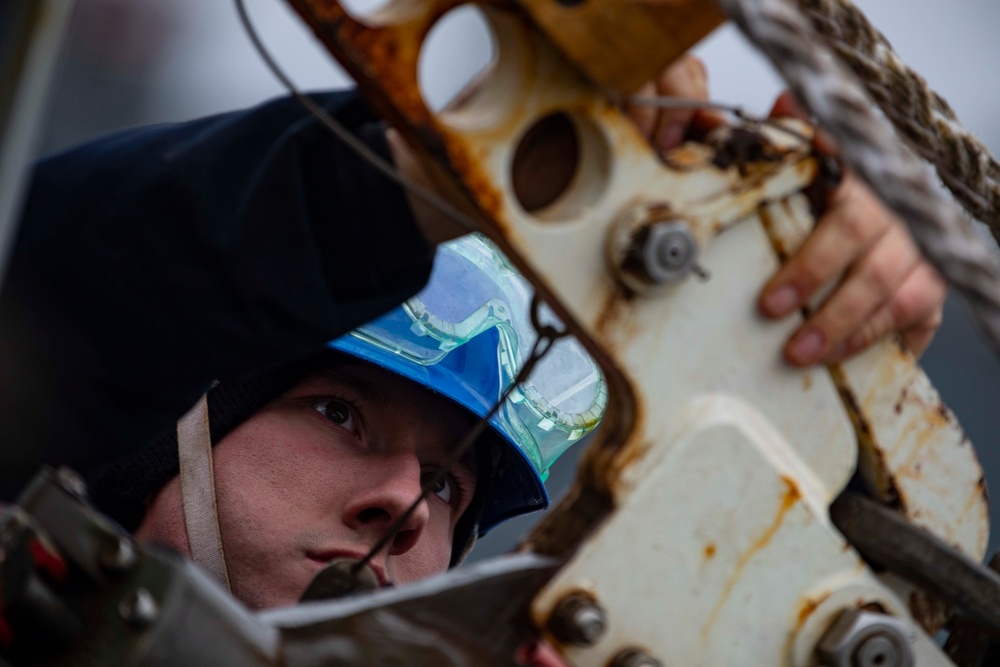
816,609,914,667
119,588,159,629
549,593,607,647
609,203,701,292
55,467,88,500
101,535,139,573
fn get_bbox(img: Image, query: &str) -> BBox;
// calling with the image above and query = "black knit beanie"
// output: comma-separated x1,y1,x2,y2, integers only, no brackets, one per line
87,348,492,566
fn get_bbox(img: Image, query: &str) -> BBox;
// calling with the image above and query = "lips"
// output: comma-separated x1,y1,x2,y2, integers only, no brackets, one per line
306,550,389,588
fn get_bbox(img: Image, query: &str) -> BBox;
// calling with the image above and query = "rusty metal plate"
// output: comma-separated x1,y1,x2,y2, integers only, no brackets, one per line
282,2,986,664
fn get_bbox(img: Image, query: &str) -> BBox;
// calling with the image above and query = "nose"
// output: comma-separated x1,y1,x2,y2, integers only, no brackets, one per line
341,452,430,556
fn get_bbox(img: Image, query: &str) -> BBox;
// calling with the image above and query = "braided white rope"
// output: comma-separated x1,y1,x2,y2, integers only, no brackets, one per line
794,0,1000,246
717,0,1000,357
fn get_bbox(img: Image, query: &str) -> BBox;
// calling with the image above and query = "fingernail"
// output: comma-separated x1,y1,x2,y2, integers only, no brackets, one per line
763,284,799,316
789,328,825,365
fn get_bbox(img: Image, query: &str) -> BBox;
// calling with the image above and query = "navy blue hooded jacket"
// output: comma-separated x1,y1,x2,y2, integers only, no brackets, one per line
0,90,434,502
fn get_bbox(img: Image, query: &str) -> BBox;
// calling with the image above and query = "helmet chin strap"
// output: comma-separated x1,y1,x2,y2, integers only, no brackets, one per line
176,394,232,592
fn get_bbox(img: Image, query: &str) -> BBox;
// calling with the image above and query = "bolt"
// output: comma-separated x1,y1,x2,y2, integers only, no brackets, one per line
854,634,901,667
119,588,159,629
549,593,606,646
816,609,913,667
55,467,88,500
618,218,699,288
641,221,697,285
101,536,138,573
611,648,663,667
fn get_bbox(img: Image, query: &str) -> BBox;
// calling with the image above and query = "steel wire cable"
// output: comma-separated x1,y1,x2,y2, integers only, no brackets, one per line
718,0,1000,358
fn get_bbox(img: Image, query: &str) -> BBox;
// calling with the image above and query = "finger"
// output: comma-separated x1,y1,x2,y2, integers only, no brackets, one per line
761,174,895,318
515,640,569,667
785,223,921,366
830,263,946,361
651,55,708,151
768,91,838,156
625,81,658,139
769,90,806,120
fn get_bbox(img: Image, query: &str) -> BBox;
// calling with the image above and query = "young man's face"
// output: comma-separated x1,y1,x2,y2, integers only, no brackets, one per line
135,360,479,609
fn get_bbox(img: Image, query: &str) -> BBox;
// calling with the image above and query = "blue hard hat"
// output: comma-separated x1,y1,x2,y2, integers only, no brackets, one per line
329,233,607,533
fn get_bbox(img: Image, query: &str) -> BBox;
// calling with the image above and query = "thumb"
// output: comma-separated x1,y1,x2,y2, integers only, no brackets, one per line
769,90,838,156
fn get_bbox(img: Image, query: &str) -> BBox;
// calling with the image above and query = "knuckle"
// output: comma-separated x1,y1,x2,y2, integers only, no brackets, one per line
856,259,896,302
826,290,869,330
788,242,842,288
887,291,921,326
792,261,827,292
834,210,872,246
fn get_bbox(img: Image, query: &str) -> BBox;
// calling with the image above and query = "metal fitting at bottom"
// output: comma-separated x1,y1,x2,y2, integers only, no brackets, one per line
549,593,607,647
816,609,915,667
119,588,159,629
608,202,701,293
611,647,663,667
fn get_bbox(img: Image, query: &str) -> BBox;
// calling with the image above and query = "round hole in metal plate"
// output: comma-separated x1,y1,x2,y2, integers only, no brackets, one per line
338,0,395,22
417,4,498,114
512,112,611,222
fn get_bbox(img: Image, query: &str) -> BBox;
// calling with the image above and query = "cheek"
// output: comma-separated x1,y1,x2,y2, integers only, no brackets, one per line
134,477,189,554
212,417,357,520
389,511,455,584
208,417,365,607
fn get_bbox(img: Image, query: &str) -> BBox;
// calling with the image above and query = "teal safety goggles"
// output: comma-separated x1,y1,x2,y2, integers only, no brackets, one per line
330,233,607,531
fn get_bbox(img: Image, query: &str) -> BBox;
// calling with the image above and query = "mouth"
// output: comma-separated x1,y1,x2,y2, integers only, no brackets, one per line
306,550,390,588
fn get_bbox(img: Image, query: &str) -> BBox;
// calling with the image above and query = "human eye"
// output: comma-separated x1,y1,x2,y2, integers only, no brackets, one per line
312,398,359,433
421,469,457,506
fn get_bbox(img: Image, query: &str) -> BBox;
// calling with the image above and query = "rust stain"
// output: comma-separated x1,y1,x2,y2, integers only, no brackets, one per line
440,133,507,220
704,544,717,560
662,143,715,171
908,590,949,634
599,374,652,490
593,282,639,350
894,387,907,415
962,475,989,519
757,206,790,263
802,373,813,391
701,477,801,638
782,591,831,664
710,126,783,173
795,593,827,630
828,365,905,511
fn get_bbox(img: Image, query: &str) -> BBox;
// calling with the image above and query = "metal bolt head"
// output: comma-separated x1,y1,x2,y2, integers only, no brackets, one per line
611,648,663,667
55,467,88,500
101,536,138,573
549,593,607,646
610,203,701,292
648,222,696,280
816,609,914,667
855,634,900,667
119,588,159,629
